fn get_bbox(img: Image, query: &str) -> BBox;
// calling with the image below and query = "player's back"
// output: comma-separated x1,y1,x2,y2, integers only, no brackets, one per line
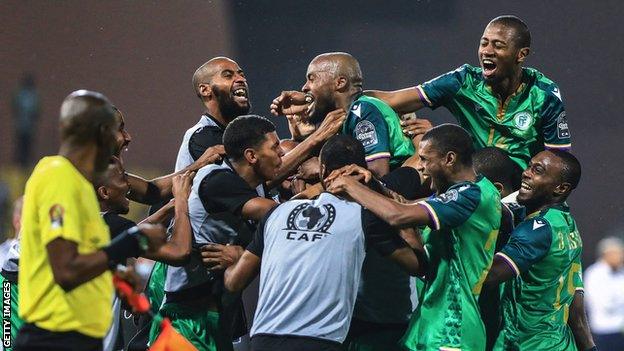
251,192,366,344
497,204,582,351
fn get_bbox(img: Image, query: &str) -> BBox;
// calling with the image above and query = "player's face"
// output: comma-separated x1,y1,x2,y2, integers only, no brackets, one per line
302,59,337,124
96,117,120,174
478,23,521,83
113,110,132,157
102,162,131,215
253,132,284,182
517,151,564,209
416,139,448,194
210,60,251,119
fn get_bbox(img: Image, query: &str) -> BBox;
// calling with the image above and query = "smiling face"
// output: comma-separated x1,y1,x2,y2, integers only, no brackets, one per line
113,109,132,157
301,58,337,124
99,161,130,215
478,22,525,84
517,151,566,211
416,139,450,194
203,59,251,120
251,131,284,182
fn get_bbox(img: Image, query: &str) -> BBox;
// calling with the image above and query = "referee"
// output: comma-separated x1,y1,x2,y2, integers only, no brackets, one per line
15,90,165,351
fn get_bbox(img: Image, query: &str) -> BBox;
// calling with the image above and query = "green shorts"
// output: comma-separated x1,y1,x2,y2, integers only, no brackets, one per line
148,300,232,351
146,261,167,315
0,274,24,351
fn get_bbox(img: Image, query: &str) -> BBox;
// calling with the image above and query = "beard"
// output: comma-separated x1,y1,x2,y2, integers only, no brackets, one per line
212,85,251,120
308,93,336,125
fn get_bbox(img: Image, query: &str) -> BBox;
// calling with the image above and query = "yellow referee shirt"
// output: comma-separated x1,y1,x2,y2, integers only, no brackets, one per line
19,156,113,338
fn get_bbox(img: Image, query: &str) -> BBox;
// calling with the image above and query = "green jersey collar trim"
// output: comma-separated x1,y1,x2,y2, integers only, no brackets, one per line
526,202,570,219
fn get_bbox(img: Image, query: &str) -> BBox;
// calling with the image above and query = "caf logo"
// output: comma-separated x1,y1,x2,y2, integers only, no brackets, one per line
513,112,533,131
286,203,336,233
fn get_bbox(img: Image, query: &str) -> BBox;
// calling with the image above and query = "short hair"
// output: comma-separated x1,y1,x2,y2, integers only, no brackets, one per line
597,236,624,257
59,90,115,145
547,149,582,189
473,147,521,191
489,15,531,48
312,52,363,90
319,135,367,175
421,124,474,166
223,115,276,161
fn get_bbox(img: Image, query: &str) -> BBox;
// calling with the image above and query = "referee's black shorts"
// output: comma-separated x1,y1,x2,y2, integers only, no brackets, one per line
14,323,102,351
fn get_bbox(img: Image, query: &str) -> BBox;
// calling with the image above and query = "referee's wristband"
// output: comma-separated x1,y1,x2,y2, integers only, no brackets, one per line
103,226,147,266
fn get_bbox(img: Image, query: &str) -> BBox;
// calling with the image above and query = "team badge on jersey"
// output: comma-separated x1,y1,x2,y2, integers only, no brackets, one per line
355,120,378,147
436,189,459,203
557,111,570,139
287,204,336,233
513,112,533,131
49,204,64,229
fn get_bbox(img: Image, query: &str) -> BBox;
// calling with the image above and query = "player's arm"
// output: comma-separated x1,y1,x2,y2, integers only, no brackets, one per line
127,145,224,205
568,290,596,351
541,85,571,151
223,207,274,291
142,172,195,266
364,88,425,115
484,218,552,286
139,199,174,224
266,108,347,189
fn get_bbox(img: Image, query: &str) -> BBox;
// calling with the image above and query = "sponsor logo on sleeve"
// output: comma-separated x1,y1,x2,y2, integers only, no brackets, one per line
532,218,546,230
556,111,570,139
355,120,378,148
285,203,336,242
513,112,534,131
552,87,562,101
49,204,64,229
436,189,459,203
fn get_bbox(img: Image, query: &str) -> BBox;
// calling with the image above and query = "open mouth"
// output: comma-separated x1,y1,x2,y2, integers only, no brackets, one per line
481,59,497,77
232,87,249,103
520,180,532,192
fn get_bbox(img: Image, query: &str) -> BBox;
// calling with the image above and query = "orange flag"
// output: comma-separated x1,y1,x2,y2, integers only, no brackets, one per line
149,318,198,351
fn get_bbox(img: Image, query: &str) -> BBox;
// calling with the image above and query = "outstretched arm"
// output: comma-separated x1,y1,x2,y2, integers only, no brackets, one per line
364,87,425,115
127,145,224,205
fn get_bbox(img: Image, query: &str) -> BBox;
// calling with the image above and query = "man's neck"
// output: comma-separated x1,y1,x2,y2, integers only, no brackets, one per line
488,68,523,102
58,142,97,182
230,159,262,189
335,91,361,111
438,166,477,194
525,197,563,217
204,102,233,127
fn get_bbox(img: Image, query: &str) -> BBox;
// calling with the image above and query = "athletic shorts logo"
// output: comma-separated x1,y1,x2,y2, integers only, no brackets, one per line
355,120,378,147
286,203,336,233
513,112,533,131
436,189,458,203
557,111,570,139
49,204,64,229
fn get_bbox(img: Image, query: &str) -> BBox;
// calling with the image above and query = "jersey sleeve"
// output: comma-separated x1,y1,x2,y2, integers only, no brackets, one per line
540,85,571,150
573,254,584,291
349,101,391,162
188,126,223,161
246,205,278,257
362,209,408,256
38,170,85,246
497,217,552,276
419,182,481,231
417,64,469,109
199,170,258,216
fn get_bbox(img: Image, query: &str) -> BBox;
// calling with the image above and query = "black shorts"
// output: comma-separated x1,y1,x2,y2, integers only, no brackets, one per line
251,334,342,351
14,323,102,351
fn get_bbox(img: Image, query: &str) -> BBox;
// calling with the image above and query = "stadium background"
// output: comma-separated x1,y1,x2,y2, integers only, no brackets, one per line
0,0,622,265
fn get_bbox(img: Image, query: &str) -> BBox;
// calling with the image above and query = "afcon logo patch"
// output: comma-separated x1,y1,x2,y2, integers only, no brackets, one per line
355,120,378,148
49,204,64,229
286,203,336,233
513,112,533,131
557,111,570,139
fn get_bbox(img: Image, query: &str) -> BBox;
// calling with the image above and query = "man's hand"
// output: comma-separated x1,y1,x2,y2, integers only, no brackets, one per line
311,108,347,142
137,223,167,252
200,244,244,271
297,157,320,182
400,118,433,138
172,171,195,200
325,174,362,195
195,144,225,168
286,114,317,141
114,264,143,294
325,164,373,184
270,91,313,116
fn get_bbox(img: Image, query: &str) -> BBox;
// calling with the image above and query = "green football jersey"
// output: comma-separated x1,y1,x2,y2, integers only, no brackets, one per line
495,203,583,351
343,94,415,169
417,64,571,169
401,175,501,351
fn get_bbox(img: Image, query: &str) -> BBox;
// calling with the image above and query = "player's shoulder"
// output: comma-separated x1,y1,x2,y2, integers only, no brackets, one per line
514,213,553,240
352,95,394,119
30,156,79,184
432,179,482,205
539,203,574,228
524,67,563,100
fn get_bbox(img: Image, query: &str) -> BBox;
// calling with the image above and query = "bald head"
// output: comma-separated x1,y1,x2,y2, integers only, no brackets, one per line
192,56,238,98
59,90,116,145
310,52,363,90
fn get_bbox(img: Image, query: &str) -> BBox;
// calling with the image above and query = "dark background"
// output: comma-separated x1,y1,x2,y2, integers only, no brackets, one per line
1,1,622,264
